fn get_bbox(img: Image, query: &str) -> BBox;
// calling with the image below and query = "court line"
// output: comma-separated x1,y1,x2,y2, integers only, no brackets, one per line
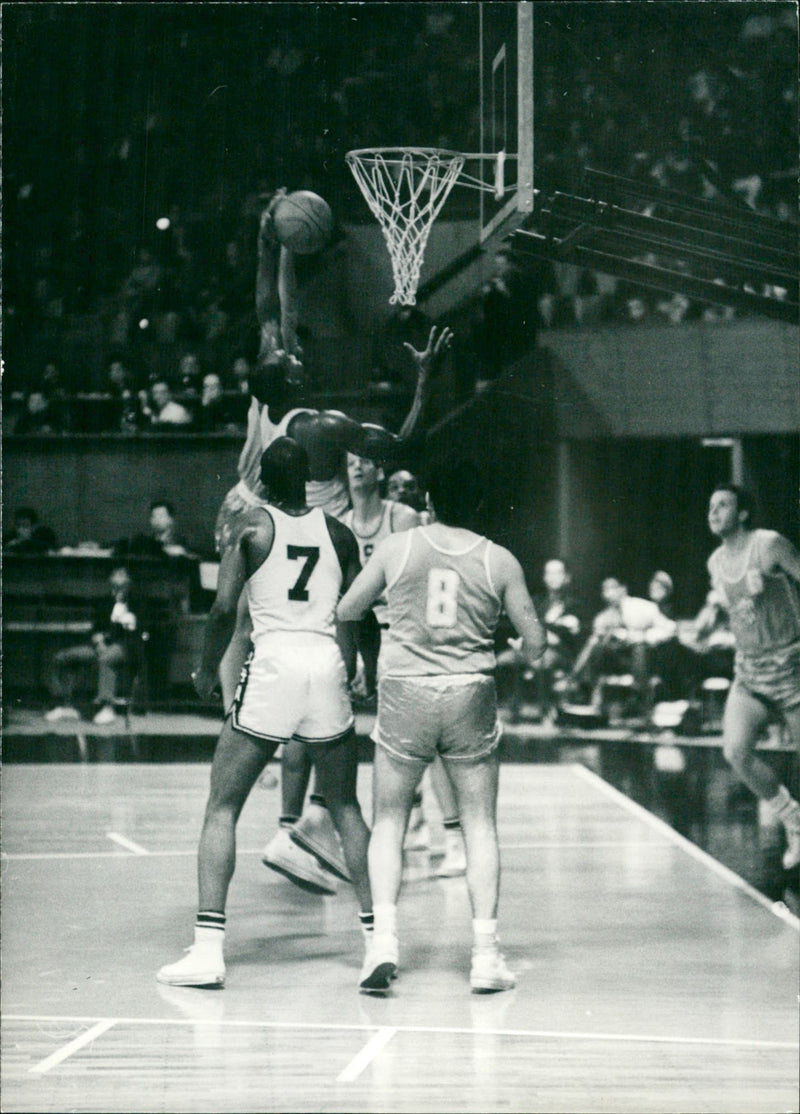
6,1014,796,1052
2,841,670,861
106,832,149,855
28,1018,117,1075
337,1026,397,1082
571,764,800,929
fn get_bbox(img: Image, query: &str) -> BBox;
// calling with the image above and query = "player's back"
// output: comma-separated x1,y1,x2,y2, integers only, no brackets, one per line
247,505,341,644
381,525,502,676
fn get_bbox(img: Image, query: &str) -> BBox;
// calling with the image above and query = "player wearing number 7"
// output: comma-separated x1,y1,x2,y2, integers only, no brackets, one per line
158,438,371,988
337,461,546,995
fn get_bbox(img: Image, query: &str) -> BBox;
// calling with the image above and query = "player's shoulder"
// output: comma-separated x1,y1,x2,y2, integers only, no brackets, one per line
486,539,523,582
387,500,418,529
755,528,783,548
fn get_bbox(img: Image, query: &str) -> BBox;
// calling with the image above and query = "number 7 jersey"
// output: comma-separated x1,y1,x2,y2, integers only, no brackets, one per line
381,526,502,676
246,506,343,644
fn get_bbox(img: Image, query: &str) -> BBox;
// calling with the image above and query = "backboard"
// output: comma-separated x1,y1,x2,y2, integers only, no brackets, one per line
479,1,534,245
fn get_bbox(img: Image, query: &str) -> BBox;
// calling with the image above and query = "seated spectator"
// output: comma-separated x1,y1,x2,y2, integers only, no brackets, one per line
12,382,69,434
229,354,251,395
573,576,677,715
138,380,193,428
116,500,198,560
3,507,58,553
194,372,233,432
498,558,582,721
106,357,142,432
648,570,676,619
44,566,143,726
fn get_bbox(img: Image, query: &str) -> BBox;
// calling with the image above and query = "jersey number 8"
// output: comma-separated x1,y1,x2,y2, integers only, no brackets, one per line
426,568,460,628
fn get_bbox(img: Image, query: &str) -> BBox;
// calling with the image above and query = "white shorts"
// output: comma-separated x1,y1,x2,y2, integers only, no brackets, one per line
230,633,353,744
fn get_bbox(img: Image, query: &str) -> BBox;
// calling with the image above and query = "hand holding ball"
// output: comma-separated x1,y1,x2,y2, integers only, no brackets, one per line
273,191,333,254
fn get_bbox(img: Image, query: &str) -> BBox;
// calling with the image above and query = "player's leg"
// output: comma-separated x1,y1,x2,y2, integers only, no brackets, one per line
770,701,800,869
445,750,515,993
307,730,371,910
721,681,776,798
158,718,278,987
361,743,426,992
429,754,466,877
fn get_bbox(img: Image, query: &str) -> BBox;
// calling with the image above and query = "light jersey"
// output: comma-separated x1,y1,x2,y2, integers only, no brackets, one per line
246,505,342,646
236,402,349,520
380,526,502,677
709,529,800,656
343,500,404,624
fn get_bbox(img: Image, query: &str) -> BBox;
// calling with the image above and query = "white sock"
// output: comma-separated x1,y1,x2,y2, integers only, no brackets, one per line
373,903,397,937
194,926,225,951
473,918,498,950
765,786,800,824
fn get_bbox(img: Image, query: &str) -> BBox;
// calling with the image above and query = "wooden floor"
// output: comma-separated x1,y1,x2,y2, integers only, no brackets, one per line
1,762,798,1113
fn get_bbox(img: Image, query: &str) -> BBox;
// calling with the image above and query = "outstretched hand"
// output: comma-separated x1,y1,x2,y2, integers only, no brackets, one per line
403,325,454,376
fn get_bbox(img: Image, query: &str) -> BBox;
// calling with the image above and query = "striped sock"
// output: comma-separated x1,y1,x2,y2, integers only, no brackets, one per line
443,817,462,832
279,815,299,828
359,911,375,937
195,911,225,947
310,794,328,809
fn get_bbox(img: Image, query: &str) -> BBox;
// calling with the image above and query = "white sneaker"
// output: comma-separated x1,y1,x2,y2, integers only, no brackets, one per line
290,802,350,881
470,948,516,993
92,704,118,726
782,823,800,870
44,706,80,723
262,827,338,895
359,933,399,994
436,832,467,878
157,943,225,988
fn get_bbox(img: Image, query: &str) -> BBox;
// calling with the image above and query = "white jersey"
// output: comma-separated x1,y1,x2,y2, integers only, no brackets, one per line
246,505,342,645
343,500,405,624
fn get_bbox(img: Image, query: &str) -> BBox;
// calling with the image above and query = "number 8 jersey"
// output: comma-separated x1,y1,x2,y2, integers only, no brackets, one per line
381,527,502,676
247,506,343,644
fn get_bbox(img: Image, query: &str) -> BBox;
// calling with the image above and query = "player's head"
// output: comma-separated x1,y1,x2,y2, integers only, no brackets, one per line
386,469,423,510
543,558,571,592
426,460,485,528
708,484,755,537
260,437,310,506
347,452,384,495
250,349,306,409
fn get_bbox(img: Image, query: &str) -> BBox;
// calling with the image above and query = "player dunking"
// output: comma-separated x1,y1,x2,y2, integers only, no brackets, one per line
707,484,800,870
158,439,371,988
212,195,452,889
338,462,546,994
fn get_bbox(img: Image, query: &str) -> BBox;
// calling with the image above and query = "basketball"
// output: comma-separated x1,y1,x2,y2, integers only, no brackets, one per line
272,190,333,254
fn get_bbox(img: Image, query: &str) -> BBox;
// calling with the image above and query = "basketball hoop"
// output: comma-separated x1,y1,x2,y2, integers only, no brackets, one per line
346,148,466,306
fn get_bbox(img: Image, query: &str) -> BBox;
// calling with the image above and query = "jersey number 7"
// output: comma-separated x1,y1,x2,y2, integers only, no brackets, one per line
287,545,320,601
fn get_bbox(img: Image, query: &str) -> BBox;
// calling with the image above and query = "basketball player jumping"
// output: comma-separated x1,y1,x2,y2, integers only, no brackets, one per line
213,194,453,892
707,484,800,870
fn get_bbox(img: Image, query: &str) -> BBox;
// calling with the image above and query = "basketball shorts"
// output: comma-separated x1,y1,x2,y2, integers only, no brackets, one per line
372,674,502,765
734,640,800,711
230,633,353,744
214,480,265,555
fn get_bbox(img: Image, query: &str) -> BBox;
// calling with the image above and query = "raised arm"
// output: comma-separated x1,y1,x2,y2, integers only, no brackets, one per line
397,325,453,440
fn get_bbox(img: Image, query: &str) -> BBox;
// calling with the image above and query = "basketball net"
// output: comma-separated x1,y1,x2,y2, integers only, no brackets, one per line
346,148,465,306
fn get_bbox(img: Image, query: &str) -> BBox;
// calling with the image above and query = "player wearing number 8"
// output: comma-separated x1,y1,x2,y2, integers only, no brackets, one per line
338,461,546,994
157,438,372,989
